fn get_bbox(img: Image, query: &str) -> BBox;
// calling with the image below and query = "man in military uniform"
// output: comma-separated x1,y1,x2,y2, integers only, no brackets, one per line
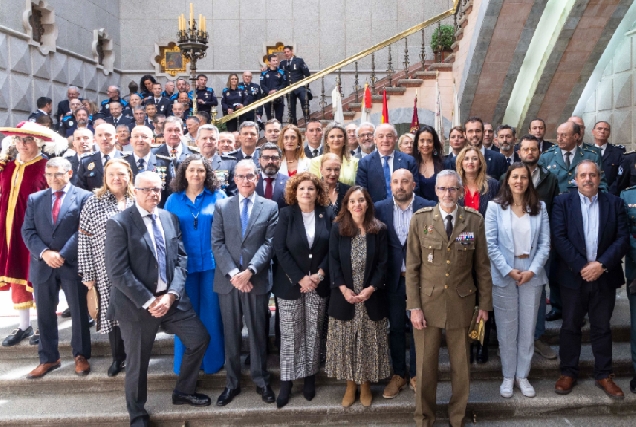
98,86,130,118
538,120,606,322
194,74,218,115
589,121,624,192
280,46,310,125
194,124,238,196
123,125,173,208
406,170,492,427
144,83,172,116
76,123,125,191
238,71,263,124
28,97,53,123
620,185,636,394
260,54,286,123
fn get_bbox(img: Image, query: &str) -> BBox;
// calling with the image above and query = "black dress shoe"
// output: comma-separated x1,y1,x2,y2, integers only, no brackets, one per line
257,385,276,403
545,310,562,321
216,387,241,406
476,343,489,364
303,375,316,401
88,317,96,327
277,380,292,408
60,308,71,318
172,391,211,406
2,326,33,347
245,353,251,365
630,377,636,394
107,360,125,377
29,329,40,346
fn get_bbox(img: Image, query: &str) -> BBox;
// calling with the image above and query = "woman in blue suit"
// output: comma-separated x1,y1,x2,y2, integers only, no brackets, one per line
165,154,226,374
485,162,550,399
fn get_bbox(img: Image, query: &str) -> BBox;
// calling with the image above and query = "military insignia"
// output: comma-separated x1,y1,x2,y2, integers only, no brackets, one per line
629,204,636,208
87,162,95,171
155,166,167,187
428,253,433,263
215,170,229,188
105,104,110,109
427,225,433,234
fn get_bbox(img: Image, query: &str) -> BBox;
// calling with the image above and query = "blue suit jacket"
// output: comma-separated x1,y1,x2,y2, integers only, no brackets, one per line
551,191,629,290
356,151,419,202
485,201,550,287
21,185,93,284
374,196,435,293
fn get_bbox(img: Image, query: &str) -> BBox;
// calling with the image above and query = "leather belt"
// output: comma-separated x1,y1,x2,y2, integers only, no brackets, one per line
515,254,530,259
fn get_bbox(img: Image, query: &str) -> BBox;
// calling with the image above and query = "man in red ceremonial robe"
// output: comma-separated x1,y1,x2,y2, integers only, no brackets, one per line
0,122,67,346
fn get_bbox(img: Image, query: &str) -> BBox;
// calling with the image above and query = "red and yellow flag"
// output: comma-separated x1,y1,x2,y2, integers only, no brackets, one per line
381,90,389,124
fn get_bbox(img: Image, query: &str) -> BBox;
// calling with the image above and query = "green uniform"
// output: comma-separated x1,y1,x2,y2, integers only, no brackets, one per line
538,144,607,194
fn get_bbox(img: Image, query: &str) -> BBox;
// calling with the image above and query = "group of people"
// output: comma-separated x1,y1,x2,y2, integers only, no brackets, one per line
2,106,636,427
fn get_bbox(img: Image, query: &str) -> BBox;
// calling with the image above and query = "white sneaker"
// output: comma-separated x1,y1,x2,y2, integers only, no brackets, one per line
500,377,514,398
516,377,536,397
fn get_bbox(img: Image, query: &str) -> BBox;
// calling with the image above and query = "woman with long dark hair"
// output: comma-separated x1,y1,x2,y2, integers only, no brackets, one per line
139,75,157,99
164,154,226,374
485,163,550,398
412,125,444,202
326,186,390,407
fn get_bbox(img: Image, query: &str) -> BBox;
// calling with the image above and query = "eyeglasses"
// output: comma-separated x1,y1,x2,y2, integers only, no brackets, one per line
436,187,460,193
235,173,256,181
45,173,68,178
260,155,281,162
520,147,539,153
358,133,374,138
135,187,161,194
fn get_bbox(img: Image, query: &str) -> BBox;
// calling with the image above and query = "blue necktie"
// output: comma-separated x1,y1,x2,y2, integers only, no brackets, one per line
138,158,145,172
383,155,392,198
241,198,250,237
150,213,167,284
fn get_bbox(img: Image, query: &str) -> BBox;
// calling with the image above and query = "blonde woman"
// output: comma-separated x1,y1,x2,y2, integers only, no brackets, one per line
309,123,358,185
397,133,414,156
277,124,311,176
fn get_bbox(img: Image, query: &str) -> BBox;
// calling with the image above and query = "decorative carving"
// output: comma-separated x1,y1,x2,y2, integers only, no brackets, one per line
263,42,287,66
22,0,58,55
154,42,190,77
92,29,114,75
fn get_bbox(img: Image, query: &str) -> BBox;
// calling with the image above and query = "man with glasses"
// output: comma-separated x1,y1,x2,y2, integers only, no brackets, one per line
195,125,238,196
406,170,492,427
355,122,376,159
212,160,279,406
256,142,288,209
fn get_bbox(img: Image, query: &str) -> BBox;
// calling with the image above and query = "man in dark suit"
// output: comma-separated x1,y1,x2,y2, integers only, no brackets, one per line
152,116,194,169
375,169,435,398
228,121,261,165
590,121,625,192
454,117,507,179
552,160,629,399
105,171,211,427
256,142,289,209
194,124,238,196
124,126,174,208
304,119,323,158
21,157,93,378
105,101,134,130
28,97,52,123
144,82,172,116
212,160,279,406
524,118,554,153
496,125,520,167
356,123,419,202
76,123,124,191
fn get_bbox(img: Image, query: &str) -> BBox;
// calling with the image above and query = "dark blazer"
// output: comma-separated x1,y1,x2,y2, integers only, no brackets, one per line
459,177,500,218
123,152,174,208
551,191,629,291
67,153,80,185
444,148,508,179
76,150,124,191
152,142,194,168
501,151,520,165
328,222,388,321
105,206,191,321
272,205,334,299
106,115,135,131
21,185,92,284
602,143,625,190
144,96,172,116
228,147,261,165
513,140,554,153
256,173,289,209
304,145,323,159
332,182,351,216
356,151,419,202
374,196,435,294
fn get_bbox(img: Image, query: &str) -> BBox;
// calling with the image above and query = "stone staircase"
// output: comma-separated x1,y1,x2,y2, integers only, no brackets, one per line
1,288,635,426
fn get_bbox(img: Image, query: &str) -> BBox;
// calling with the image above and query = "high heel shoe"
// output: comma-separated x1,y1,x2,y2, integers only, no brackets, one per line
276,380,292,409
303,374,316,401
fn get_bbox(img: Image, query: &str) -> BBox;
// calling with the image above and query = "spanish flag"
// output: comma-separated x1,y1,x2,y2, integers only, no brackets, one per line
381,89,389,124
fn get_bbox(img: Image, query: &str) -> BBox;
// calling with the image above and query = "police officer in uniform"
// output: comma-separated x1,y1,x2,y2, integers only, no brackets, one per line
76,123,126,191
221,74,247,132
238,71,263,124
193,74,218,115
61,107,94,138
144,82,172,116
260,54,286,123
98,86,130,118
588,121,625,194
28,97,53,123
280,46,310,125
620,185,636,394
59,99,84,137
169,78,193,102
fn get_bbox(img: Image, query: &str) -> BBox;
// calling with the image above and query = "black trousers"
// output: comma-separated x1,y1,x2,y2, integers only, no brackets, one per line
108,325,126,363
288,87,308,125
548,251,562,313
264,101,284,123
388,276,410,378
34,270,91,364
559,280,616,380
118,305,209,427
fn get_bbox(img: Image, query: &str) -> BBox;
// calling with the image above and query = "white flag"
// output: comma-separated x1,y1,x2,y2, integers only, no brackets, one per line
434,76,445,145
332,86,344,125
452,79,460,127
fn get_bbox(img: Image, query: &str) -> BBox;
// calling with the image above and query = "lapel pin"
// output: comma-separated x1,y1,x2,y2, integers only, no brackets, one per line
319,213,323,218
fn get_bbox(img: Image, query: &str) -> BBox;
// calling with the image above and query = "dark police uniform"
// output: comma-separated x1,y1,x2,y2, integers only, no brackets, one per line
280,56,310,124
123,153,174,208
55,99,83,126
28,110,48,122
98,97,130,118
237,81,263,123
76,151,126,191
143,96,172,116
612,150,636,195
259,68,286,122
598,143,625,192
221,87,247,132
170,91,193,102
194,86,218,114
106,114,135,132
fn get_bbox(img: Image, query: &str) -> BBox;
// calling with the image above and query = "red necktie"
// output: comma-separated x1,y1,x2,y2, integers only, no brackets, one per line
52,191,64,223
265,177,274,199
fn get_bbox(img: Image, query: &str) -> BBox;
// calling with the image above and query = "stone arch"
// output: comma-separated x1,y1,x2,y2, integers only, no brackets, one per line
22,0,58,55
92,28,114,75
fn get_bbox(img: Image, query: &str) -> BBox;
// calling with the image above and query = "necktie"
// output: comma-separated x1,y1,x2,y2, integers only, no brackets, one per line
113,118,118,126
565,151,572,170
171,148,177,158
312,149,318,157
245,155,252,159
264,177,274,199
137,158,145,172
150,213,167,284
52,191,64,223
241,198,250,237
383,155,392,198
445,215,453,239
506,157,512,166
103,154,110,165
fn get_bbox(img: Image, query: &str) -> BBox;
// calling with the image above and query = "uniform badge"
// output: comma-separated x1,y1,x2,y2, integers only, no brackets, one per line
105,104,110,110
68,121,73,126
428,253,433,263
619,166,624,176
215,170,229,188
87,162,95,171
427,225,434,234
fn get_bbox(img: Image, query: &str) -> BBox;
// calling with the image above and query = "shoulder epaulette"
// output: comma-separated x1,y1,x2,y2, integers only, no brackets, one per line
188,146,200,153
414,207,434,214
624,150,636,156
120,152,131,157
623,185,636,192
464,207,480,215
221,154,237,161
544,145,557,153
222,88,229,93
616,144,626,149
155,154,172,160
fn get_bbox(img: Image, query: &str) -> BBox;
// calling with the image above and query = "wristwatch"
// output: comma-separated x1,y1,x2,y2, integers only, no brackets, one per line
317,273,325,281
247,266,257,275
600,263,608,273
